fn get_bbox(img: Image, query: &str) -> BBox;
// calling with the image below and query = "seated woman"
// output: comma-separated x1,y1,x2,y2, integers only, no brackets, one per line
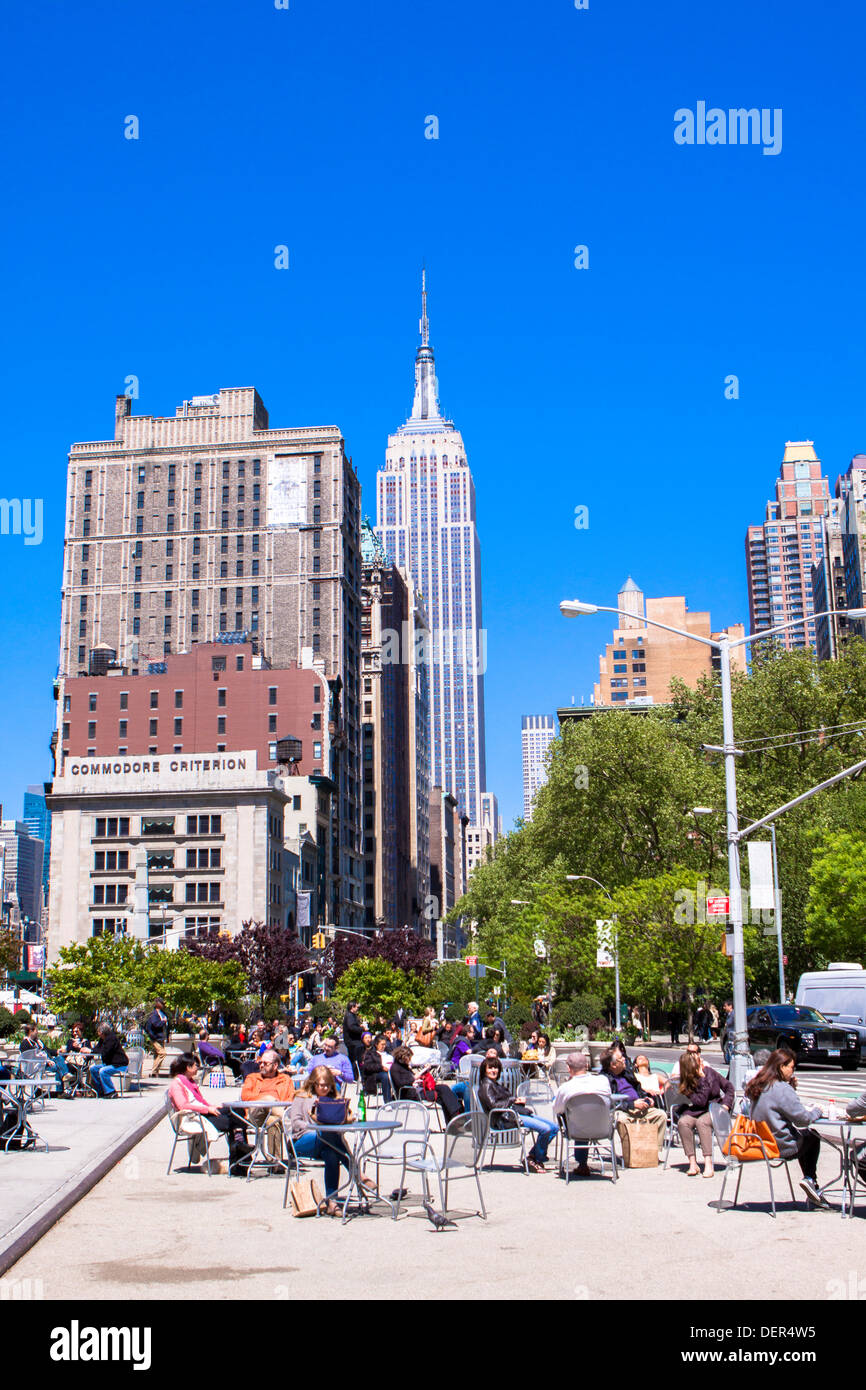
360,1034,393,1102
477,1055,558,1173
167,1055,251,1168
491,1026,510,1058
389,1045,462,1122
633,1054,666,1099
289,1065,375,1216
744,1047,827,1207
675,1049,734,1178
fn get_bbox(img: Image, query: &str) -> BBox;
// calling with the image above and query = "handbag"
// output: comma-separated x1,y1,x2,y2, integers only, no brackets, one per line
722,1115,780,1162
206,1070,226,1089
289,1178,324,1217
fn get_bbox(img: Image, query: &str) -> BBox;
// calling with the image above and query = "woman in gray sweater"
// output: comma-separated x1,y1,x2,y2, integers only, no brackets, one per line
744,1047,827,1207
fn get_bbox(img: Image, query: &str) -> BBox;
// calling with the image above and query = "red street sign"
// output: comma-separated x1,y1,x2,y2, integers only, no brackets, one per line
707,896,730,916
465,956,478,966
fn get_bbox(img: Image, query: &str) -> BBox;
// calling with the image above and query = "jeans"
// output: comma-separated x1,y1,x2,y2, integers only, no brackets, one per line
519,1114,558,1163
91,1063,128,1096
450,1081,468,1110
292,1129,352,1198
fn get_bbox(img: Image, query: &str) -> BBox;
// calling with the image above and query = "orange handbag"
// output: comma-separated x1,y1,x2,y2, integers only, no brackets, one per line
722,1115,780,1162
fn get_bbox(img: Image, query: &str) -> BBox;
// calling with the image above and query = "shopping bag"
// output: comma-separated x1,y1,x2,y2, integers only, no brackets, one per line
207,1070,226,1089
616,1116,659,1168
722,1115,779,1162
290,1178,324,1217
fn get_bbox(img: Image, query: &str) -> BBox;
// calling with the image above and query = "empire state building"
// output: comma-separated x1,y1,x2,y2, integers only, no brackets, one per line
376,276,487,830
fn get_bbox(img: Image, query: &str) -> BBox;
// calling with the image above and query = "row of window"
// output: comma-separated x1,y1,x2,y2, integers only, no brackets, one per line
94,814,222,839
92,915,223,939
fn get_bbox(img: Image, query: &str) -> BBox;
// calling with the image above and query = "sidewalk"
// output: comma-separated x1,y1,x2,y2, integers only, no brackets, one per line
0,1079,168,1274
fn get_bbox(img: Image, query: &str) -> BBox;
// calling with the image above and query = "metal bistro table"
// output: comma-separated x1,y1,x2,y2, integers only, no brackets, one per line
227,1098,294,1180
0,1079,50,1151
313,1119,400,1225
814,1117,866,1219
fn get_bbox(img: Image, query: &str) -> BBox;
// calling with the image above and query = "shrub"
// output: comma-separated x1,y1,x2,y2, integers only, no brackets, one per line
0,1007,18,1037
309,1000,338,1021
550,993,605,1034
11,1009,32,1029
504,1002,534,1035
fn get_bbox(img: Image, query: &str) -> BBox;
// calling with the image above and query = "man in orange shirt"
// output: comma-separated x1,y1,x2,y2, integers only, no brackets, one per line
241,1050,295,1163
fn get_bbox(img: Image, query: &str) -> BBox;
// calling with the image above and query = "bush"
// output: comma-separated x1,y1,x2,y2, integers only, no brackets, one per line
0,1007,18,1038
426,961,474,1013
11,1009,32,1029
550,993,605,1034
333,958,426,1021
309,1000,338,1021
504,1002,534,1035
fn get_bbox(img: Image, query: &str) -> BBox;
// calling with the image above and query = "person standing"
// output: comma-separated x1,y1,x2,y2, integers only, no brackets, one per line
144,999,170,1079
342,1002,365,1076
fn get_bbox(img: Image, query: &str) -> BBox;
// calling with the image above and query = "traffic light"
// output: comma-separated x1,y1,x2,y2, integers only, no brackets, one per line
312,932,326,950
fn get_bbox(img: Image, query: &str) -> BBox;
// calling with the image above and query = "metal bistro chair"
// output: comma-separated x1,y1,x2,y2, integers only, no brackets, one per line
559,1093,619,1184
365,1100,431,1211
662,1082,690,1170
164,1093,229,1175
397,1112,488,1221
16,1054,53,1111
471,1099,530,1175
116,1047,145,1097
709,1101,796,1219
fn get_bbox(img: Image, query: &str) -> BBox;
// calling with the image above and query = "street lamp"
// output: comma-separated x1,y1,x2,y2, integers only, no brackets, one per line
561,596,866,1091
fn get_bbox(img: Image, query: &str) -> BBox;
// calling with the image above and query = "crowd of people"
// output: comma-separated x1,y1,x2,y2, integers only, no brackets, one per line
6,991,864,1216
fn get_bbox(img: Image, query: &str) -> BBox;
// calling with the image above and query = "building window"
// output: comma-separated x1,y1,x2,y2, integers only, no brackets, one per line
119,720,127,737
313,741,322,759
150,691,158,708
94,817,130,838
174,718,182,736
217,716,226,734
268,714,277,732
191,615,199,634
217,688,226,707
149,718,158,736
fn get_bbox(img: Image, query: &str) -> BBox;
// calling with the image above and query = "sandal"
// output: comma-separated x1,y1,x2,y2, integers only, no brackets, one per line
528,1159,546,1174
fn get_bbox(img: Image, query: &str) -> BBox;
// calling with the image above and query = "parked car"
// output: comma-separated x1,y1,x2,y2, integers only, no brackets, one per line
796,964,866,1062
746,1004,860,1070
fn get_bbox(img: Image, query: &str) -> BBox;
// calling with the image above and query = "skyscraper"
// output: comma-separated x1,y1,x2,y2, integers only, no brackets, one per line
745,441,832,649
375,276,487,831
521,715,556,821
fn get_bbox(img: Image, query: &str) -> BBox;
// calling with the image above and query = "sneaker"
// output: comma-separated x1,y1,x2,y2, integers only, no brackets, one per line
799,1177,830,1208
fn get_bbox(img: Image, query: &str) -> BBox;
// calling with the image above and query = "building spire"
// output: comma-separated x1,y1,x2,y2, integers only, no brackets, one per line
407,269,443,425
420,267,429,347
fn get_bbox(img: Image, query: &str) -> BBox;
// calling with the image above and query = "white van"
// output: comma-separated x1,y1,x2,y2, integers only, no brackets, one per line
795,964,866,1061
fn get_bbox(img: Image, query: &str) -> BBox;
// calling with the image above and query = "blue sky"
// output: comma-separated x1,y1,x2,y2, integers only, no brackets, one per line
1,0,865,832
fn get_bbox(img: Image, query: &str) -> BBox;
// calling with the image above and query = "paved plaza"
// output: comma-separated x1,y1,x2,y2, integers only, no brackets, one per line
3,1074,864,1303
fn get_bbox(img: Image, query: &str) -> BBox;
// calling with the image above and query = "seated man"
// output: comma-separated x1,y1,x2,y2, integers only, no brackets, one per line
304,1036,355,1087
90,1022,129,1098
18,1023,71,1097
197,1029,241,1080
241,1050,295,1163
600,1047,666,1155
553,1051,611,1176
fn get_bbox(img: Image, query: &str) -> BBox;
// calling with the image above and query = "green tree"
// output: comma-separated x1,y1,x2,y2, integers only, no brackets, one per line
805,829,866,962
48,936,246,1027
332,957,426,1020
0,928,20,975
426,961,474,1013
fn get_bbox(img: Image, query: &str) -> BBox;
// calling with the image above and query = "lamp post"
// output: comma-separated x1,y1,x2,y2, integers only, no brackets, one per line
561,597,866,1091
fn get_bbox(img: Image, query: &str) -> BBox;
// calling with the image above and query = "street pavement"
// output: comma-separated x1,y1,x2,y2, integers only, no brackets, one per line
0,1078,167,1272
4,1072,865,1302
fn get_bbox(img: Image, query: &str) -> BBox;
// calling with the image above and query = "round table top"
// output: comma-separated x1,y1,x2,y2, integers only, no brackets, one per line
312,1119,400,1133
227,1098,294,1109
0,1077,46,1088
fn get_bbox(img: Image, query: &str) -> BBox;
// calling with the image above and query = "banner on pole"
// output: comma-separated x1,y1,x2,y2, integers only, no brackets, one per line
596,919,615,969
747,841,775,913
